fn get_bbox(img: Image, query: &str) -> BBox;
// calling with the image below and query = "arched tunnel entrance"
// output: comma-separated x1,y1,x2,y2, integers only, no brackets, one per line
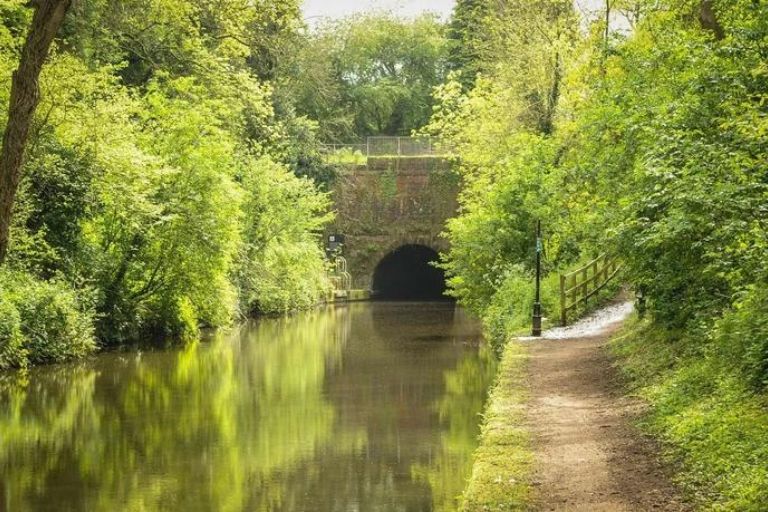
372,245,449,300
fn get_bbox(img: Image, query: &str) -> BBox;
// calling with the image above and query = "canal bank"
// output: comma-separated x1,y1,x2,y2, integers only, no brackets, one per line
459,340,531,510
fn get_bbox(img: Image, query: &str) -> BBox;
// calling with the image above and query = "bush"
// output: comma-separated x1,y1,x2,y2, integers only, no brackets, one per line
0,270,96,366
0,296,25,370
713,285,768,392
146,296,200,343
482,266,560,354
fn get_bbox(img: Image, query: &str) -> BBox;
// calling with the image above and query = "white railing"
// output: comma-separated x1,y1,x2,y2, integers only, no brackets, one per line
329,256,352,292
320,136,452,162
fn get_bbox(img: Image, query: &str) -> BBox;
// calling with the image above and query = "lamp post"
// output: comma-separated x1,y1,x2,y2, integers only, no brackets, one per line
532,220,543,336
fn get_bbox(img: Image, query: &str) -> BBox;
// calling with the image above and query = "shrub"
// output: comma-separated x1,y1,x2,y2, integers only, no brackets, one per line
145,295,200,343
0,296,25,370
713,285,768,392
482,266,560,354
0,270,96,366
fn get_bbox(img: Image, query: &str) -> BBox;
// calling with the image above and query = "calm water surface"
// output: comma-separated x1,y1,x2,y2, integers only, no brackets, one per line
0,302,496,512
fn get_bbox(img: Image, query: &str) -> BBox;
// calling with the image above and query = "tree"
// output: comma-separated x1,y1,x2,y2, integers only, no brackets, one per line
446,0,492,89
0,0,71,264
283,13,449,140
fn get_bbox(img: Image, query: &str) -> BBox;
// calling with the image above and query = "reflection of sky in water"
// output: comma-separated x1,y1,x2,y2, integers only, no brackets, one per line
0,303,496,511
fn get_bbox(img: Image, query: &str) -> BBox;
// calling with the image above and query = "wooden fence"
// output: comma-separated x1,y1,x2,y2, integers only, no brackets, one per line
559,254,622,326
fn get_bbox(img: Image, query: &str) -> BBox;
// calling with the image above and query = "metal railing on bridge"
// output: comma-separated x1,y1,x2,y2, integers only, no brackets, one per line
329,256,352,297
320,136,452,165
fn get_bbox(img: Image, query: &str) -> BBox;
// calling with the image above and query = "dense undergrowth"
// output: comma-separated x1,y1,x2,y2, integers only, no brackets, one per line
0,269,94,369
613,307,768,510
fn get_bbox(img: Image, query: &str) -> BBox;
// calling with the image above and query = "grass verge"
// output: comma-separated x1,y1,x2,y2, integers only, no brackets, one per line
611,317,768,511
460,340,531,511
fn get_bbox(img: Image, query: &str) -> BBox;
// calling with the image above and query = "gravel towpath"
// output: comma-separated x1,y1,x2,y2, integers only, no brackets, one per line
519,302,689,511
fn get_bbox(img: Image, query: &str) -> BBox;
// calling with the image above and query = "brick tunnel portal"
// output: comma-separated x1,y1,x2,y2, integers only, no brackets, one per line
372,245,449,300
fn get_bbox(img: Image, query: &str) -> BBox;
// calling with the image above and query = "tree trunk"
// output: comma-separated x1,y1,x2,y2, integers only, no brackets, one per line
699,0,724,40
0,0,72,264
541,51,562,136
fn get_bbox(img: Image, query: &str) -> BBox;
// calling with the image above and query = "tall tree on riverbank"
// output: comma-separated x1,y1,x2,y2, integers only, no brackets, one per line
0,0,334,365
0,0,71,264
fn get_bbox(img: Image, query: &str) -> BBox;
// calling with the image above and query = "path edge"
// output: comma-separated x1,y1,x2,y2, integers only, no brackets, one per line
460,339,532,512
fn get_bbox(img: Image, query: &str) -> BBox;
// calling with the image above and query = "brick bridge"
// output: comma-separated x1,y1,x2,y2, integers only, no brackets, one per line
325,137,459,299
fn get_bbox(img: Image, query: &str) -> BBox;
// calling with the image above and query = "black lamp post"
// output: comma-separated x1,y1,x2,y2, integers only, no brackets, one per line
532,220,543,336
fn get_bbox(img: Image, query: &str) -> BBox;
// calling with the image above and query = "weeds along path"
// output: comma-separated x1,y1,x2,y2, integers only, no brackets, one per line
520,303,689,511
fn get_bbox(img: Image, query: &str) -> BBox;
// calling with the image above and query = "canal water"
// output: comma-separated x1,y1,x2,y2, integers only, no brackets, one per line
0,302,496,512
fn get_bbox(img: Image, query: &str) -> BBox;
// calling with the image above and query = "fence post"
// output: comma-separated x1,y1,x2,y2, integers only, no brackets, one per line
593,259,598,300
570,274,576,311
560,274,567,326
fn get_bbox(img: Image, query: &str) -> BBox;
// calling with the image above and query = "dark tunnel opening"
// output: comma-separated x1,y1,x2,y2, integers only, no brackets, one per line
372,245,450,300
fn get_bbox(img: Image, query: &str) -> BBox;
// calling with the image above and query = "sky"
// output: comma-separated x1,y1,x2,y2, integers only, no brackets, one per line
301,1,629,34
302,0,456,22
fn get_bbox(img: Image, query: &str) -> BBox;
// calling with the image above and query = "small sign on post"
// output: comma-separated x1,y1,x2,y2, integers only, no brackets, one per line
326,234,345,257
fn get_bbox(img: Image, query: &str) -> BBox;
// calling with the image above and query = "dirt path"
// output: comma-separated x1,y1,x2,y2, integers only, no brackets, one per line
522,304,689,511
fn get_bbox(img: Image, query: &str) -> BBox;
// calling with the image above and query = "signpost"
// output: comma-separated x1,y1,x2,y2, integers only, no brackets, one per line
326,234,345,258
532,220,543,337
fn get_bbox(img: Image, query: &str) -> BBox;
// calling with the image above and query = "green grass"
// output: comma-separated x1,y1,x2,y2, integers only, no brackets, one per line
460,340,531,511
611,318,768,511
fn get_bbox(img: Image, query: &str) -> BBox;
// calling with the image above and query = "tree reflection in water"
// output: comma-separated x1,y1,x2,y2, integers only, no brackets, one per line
0,303,495,511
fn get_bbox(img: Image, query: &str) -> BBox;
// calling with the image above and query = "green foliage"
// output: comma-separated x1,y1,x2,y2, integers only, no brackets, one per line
424,1,579,340
0,294,24,370
0,0,334,353
0,269,95,367
433,0,768,345
440,131,560,316
282,13,448,140
323,147,367,166
713,285,768,392
613,319,768,511
435,4,768,507
548,2,768,330
237,157,332,315
483,268,561,353
446,0,492,88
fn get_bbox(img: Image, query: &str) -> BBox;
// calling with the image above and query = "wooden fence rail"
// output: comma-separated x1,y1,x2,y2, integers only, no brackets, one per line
559,254,622,326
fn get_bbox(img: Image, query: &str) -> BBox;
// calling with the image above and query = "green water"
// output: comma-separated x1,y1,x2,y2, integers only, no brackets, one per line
0,302,496,512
